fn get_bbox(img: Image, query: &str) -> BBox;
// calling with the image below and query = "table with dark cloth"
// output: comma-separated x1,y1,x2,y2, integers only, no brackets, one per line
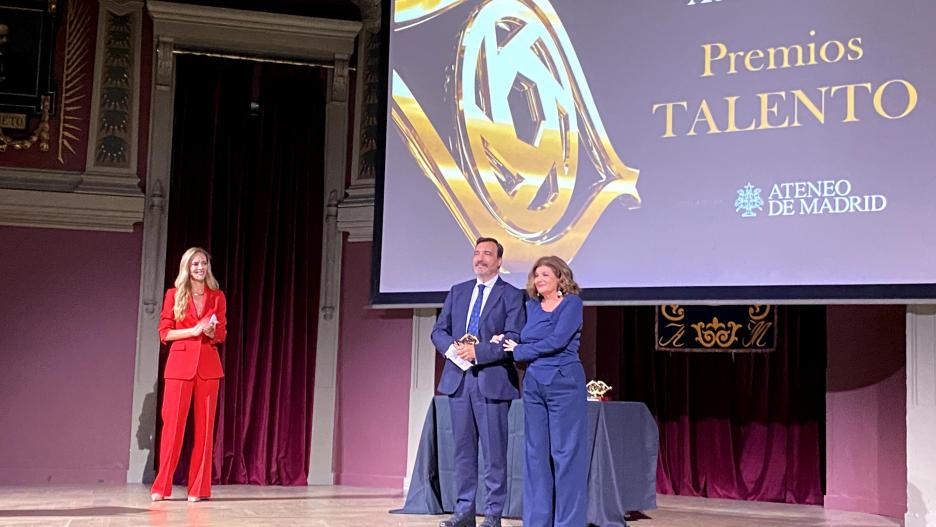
394,396,658,527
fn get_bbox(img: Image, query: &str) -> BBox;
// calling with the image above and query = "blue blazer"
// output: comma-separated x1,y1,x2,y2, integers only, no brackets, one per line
431,277,525,400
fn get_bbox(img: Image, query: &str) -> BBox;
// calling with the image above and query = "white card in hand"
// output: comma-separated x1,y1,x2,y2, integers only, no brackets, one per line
209,314,218,326
445,346,473,372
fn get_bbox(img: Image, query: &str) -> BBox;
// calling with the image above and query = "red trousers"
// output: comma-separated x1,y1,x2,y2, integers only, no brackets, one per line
151,376,220,498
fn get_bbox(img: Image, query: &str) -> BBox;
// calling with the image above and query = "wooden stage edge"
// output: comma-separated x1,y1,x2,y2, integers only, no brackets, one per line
0,484,901,526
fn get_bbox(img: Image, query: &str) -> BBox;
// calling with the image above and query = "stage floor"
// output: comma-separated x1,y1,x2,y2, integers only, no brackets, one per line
0,484,900,526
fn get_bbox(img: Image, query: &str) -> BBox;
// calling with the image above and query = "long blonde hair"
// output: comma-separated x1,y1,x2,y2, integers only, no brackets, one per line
525,255,581,300
173,247,220,321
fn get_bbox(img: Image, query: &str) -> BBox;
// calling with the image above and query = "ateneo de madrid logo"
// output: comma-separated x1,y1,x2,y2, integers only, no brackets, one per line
391,0,641,271
735,183,763,218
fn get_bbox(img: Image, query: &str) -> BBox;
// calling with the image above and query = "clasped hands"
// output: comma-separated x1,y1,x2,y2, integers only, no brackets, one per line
454,335,519,362
454,340,475,361
191,317,217,339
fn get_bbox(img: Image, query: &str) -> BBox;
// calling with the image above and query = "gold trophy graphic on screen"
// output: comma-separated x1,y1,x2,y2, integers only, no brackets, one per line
391,0,640,271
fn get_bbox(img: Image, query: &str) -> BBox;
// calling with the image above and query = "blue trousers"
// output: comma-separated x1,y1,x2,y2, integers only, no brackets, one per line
522,363,588,527
449,371,510,517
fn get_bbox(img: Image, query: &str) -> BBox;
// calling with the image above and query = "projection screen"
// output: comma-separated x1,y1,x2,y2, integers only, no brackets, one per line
374,0,936,304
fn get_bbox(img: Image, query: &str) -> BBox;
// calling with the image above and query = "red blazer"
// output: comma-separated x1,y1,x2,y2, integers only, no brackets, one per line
158,287,226,380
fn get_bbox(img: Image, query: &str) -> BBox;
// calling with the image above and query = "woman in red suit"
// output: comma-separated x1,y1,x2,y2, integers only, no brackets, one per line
151,247,226,502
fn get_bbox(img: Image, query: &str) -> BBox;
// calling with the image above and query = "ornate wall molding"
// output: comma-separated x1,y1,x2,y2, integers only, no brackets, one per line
404,309,437,492
338,0,382,242
0,187,143,231
81,0,145,195
154,38,175,90
308,62,357,484
350,24,381,187
352,0,381,32
337,185,375,242
906,305,936,527
907,305,936,409
0,0,145,232
146,1,361,60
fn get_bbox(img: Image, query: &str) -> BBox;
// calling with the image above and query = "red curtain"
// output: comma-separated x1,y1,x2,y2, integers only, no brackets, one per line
157,55,327,485
593,305,825,504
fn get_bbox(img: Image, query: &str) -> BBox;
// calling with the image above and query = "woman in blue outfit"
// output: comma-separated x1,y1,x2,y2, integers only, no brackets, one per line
502,255,587,527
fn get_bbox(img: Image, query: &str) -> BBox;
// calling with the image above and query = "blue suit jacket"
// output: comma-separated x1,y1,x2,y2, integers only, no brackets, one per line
431,277,525,400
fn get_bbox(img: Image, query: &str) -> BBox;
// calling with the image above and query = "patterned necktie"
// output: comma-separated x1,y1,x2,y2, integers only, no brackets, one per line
467,284,486,336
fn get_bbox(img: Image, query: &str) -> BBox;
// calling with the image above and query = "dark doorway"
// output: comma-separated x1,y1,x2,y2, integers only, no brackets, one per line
157,54,328,485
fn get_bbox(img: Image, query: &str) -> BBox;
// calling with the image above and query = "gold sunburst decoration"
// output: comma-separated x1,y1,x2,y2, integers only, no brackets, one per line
58,0,92,164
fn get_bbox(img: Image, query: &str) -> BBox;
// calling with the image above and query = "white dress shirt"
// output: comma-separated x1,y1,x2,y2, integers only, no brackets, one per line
446,274,499,365
464,274,499,331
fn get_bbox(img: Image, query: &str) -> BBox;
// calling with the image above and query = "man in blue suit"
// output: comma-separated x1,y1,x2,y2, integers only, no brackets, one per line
431,237,525,527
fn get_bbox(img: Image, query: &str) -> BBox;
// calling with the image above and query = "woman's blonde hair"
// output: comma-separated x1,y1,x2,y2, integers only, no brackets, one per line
525,255,580,300
172,247,220,321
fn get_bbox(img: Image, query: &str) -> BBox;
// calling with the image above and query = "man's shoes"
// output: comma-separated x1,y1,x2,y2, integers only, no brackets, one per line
479,516,502,527
439,512,476,527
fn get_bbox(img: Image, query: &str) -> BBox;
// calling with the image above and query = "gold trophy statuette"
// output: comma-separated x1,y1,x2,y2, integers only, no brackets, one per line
457,333,480,345
586,380,612,401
